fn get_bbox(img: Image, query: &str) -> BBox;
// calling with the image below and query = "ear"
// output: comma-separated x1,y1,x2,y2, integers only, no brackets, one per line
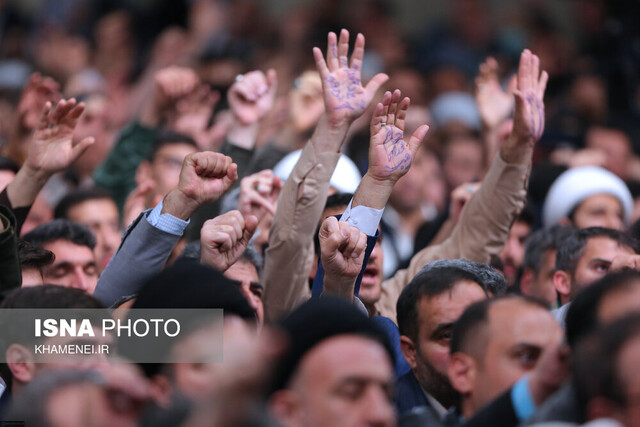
553,270,572,299
447,352,476,395
135,160,152,186
149,373,173,408
519,269,534,297
6,344,36,386
269,389,303,427
400,335,417,369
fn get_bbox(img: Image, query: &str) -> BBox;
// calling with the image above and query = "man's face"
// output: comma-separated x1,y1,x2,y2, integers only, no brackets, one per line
614,335,640,427
526,249,558,306
389,149,428,212
150,143,197,200
443,138,483,190
467,300,562,415
281,335,395,427
360,239,383,309
572,194,624,230
499,221,532,284
411,280,486,407
66,199,121,272
570,237,635,298
224,260,264,327
598,281,640,325
41,240,98,293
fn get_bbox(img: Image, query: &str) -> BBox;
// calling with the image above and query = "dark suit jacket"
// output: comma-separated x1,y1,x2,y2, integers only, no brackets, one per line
395,370,431,416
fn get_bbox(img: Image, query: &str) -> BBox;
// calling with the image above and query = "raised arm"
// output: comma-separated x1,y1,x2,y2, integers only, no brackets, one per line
262,29,388,322
93,151,238,306
377,49,548,322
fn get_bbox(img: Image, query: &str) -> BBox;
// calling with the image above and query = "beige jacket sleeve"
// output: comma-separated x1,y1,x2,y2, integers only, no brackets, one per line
262,143,341,323
375,152,530,322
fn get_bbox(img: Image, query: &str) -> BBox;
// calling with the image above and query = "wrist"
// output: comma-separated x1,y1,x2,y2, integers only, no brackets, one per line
352,173,395,210
20,163,52,186
162,189,199,220
499,134,535,165
323,272,357,300
311,115,350,153
227,121,259,150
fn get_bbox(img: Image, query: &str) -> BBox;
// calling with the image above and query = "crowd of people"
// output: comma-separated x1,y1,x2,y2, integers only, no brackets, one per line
0,0,640,426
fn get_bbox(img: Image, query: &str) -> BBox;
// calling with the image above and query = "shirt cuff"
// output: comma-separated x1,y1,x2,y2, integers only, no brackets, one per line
146,201,190,236
339,199,384,236
511,376,537,421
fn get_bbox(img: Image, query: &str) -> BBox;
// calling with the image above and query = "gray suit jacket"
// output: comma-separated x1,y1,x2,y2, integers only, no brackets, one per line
93,210,181,307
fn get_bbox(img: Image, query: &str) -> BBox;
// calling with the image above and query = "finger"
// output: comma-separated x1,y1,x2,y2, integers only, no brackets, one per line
507,74,518,94
386,89,402,127
350,33,365,72
319,216,340,243
364,73,389,103
338,29,349,68
538,70,549,99
326,32,339,71
380,91,392,121
370,102,386,135
222,163,239,192
342,226,361,258
313,47,330,80
234,82,255,102
394,96,411,132
531,53,540,90
408,125,429,156
354,231,367,259
70,137,95,161
517,49,530,91
37,101,53,130
247,192,277,216
210,231,234,252
49,99,67,123
266,68,278,95
66,102,86,128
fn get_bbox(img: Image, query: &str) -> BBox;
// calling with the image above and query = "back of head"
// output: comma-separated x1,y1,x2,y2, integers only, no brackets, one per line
54,187,115,219
566,270,640,350
270,296,393,393
523,225,575,273
22,219,96,250
397,262,489,341
555,227,638,274
0,284,104,310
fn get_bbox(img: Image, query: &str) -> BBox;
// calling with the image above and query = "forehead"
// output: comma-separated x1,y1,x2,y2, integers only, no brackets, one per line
43,240,94,264
487,300,559,346
578,194,623,211
154,142,197,160
67,199,118,221
580,236,634,262
417,280,486,333
598,282,640,324
295,335,392,386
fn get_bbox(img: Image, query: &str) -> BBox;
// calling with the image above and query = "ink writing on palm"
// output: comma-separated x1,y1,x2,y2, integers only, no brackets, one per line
368,90,429,183
313,29,388,126
512,49,548,143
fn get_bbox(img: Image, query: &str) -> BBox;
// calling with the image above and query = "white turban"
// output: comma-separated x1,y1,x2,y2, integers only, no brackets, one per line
542,166,633,227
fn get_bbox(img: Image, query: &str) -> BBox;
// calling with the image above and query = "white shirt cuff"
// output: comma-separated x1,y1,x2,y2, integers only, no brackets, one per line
339,199,384,236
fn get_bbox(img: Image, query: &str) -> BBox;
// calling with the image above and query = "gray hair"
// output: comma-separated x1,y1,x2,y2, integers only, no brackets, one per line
417,258,507,296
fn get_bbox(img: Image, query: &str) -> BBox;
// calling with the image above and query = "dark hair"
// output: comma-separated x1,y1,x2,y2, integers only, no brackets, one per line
573,314,640,421
148,130,197,161
17,239,55,270
54,188,116,220
450,295,549,359
517,203,537,228
565,270,640,349
0,155,19,173
555,227,638,274
523,225,575,273
22,219,96,250
397,266,486,342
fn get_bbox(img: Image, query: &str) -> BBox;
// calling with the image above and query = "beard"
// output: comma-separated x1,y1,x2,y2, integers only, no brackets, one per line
414,349,460,410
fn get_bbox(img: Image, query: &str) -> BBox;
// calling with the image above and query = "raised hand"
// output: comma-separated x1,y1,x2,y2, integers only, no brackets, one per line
449,182,481,223
228,70,278,126
319,216,368,299
141,66,200,127
475,57,515,129
162,152,238,220
238,169,282,222
289,71,324,133
313,29,388,127
26,98,95,174
200,210,258,272
367,89,430,183
512,49,548,143
17,73,61,131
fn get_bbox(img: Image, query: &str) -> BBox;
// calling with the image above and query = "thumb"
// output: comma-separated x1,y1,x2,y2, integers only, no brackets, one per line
239,215,258,247
364,73,389,102
319,216,340,242
408,125,429,156
222,163,239,192
70,136,95,161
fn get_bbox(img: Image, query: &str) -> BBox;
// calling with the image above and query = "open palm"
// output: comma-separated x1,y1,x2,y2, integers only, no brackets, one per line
26,99,94,174
313,29,388,126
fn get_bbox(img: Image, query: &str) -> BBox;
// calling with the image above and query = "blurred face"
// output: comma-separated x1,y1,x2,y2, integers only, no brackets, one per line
360,239,384,311
568,237,635,300
409,280,486,408
149,143,197,201
443,138,483,190
525,249,558,306
586,127,631,179
42,240,98,293
465,301,562,416
572,194,624,230
613,336,640,427
499,221,531,285
277,335,395,427
598,281,640,325
66,199,121,272
224,260,264,327
389,149,429,212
